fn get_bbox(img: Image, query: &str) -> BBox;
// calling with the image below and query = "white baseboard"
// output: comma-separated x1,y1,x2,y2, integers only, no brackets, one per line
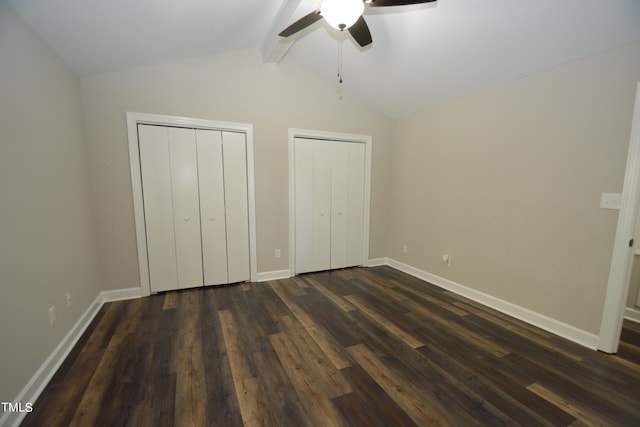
255,269,292,282
0,295,103,427
625,306,640,323
366,257,390,267
99,286,144,303
385,258,600,350
0,286,146,427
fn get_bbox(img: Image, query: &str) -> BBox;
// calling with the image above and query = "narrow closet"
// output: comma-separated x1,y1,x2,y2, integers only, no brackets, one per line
294,137,366,274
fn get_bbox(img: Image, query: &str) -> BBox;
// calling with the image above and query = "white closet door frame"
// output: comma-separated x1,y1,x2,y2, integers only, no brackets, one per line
288,128,372,275
127,112,258,296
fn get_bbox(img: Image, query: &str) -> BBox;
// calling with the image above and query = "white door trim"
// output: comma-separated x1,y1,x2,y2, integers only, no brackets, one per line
598,82,640,352
126,112,258,296
288,128,372,275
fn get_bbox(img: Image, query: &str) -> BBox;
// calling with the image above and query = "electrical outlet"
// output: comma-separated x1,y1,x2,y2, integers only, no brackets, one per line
275,249,281,259
48,306,56,326
66,292,71,307
442,254,451,266
600,193,621,210
402,244,408,254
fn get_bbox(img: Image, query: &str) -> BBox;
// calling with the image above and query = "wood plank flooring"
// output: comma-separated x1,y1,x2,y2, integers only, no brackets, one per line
22,266,640,426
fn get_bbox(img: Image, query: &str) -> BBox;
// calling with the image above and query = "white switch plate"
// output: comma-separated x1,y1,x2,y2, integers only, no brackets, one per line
600,193,622,210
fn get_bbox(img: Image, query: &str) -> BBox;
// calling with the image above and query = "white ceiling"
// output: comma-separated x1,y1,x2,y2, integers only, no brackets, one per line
7,0,640,118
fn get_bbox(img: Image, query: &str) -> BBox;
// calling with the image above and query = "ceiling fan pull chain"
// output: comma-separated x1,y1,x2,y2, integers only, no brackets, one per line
336,39,344,100
338,39,344,85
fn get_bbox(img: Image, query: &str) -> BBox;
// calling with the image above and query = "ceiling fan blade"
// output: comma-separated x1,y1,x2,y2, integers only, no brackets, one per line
365,0,437,7
348,16,373,47
279,10,323,37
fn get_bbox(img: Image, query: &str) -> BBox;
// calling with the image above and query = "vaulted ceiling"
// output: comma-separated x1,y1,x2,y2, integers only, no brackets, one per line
7,0,640,117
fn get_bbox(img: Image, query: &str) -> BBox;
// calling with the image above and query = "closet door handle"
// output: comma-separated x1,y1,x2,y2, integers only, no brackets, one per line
320,211,325,216
184,217,190,222
210,217,216,222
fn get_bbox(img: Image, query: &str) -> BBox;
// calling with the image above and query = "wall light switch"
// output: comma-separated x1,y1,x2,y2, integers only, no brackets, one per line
600,193,622,210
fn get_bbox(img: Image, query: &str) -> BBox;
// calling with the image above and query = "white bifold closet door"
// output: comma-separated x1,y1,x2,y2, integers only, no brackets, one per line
139,125,250,292
219,132,251,283
294,137,365,274
196,129,228,286
169,128,204,289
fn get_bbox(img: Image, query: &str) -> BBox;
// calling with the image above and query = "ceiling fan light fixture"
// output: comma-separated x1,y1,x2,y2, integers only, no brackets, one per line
321,0,365,30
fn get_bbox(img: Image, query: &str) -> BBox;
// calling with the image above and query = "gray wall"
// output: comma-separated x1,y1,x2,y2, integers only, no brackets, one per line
387,42,640,334
0,1,102,401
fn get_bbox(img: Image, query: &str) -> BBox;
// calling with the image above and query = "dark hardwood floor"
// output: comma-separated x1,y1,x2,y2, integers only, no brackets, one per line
22,266,640,426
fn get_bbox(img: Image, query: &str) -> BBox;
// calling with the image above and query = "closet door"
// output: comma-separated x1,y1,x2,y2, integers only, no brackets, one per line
331,141,365,269
294,138,315,274
138,123,252,292
331,142,349,269
222,132,251,283
168,128,203,289
139,125,178,292
345,142,365,267
196,129,228,285
312,141,333,271
294,137,365,274
294,138,332,274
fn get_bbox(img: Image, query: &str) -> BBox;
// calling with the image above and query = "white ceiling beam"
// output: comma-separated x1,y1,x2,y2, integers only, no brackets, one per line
260,0,318,63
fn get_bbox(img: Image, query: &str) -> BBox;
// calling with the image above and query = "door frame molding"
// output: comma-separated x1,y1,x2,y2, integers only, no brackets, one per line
288,128,372,275
598,82,640,352
126,112,258,296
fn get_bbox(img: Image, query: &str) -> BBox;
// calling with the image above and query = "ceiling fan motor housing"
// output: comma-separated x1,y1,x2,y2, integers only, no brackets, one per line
321,0,365,30
279,0,436,47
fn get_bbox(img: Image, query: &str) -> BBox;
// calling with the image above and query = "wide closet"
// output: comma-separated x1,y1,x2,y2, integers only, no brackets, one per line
138,124,250,293
294,137,366,274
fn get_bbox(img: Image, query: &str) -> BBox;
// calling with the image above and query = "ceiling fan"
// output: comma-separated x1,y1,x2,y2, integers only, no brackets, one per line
279,0,437,48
